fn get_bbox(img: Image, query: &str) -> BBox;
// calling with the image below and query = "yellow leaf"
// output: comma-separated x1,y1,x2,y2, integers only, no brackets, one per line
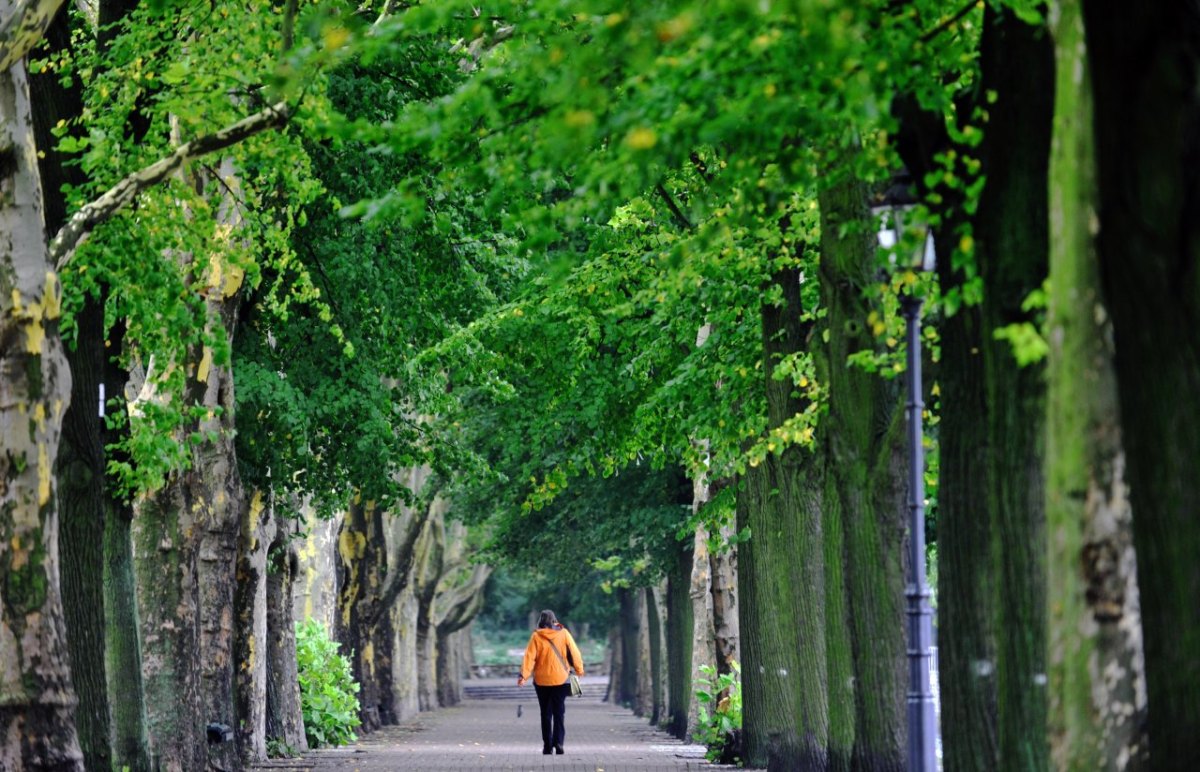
625,127,657,150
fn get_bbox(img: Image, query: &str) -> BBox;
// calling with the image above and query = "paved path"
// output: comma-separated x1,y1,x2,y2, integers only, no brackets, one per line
257,697,752,772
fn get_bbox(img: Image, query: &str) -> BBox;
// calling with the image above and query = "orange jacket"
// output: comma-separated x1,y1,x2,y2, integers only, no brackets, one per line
520,626,584,686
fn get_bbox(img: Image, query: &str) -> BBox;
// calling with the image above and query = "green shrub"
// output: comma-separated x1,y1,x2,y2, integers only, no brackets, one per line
693,660,742,764
296,619,361,748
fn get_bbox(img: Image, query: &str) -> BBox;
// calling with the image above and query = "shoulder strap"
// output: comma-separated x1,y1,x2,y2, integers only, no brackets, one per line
546,635,574,674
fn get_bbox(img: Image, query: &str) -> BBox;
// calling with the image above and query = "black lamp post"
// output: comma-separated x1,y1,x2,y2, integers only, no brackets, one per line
873,197,939,771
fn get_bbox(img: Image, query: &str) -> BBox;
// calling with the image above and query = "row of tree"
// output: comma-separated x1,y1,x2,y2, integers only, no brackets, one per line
1,0,1198,770
6,0,500,767
389,1,1200,770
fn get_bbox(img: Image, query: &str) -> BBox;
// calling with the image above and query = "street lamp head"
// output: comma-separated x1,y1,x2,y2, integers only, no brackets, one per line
870,173,936,273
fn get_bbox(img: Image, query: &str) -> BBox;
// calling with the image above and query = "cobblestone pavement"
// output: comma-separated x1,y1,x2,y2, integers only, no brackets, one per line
256,697,757,772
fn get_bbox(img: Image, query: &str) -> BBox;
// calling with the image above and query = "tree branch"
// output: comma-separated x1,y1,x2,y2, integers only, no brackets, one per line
919,0,978,44
50,101,290,270
0,0,65,71
436,564,491,635
368,492,441,624
655,183,693,230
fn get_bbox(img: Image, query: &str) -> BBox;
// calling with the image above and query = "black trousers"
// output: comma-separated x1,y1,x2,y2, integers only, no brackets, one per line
534,683,571,749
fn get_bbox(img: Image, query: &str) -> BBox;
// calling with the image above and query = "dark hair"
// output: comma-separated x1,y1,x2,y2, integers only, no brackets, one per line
537,609,560,629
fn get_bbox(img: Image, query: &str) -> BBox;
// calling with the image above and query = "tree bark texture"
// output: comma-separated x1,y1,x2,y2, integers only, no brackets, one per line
737,266,827,770
132,256,247,770
976,9,1054,770
687,525,715,734
818,164,908,772
708,523,739,677
1046,4,1148,768
413,511,444,714
646,584,667,727
665,541,694,739
335,496,392,729
30,10,112,767
293,506,342,630
935,257,998,771
619,586,645,712
435,563,489,708
388,586,420,721
265,511,307,753
893,50,1001,772
0,54,83,771
1083,2,1200,764
133,474,205,770
235,489,276,762
634,586,653,717
104,479,150,771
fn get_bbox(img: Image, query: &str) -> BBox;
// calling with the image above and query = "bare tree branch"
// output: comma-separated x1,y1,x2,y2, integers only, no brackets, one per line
50,101,290,270
0,0,66,71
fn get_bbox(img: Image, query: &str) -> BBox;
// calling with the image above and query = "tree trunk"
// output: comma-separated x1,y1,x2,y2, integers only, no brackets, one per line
432,558,488,709
708,521,739,677
265,510,307,754
646,584,667,727
934,256,998,771
435,631,461,708
0,54,84,771
104,476,150,770
235,489,276,762
133,273,246,769
389,585,421,720
737,266,827,770
976,9,1054,770
634,587,653,717
687,525,715,733
604,624,622,704
1045,4,1149,768
616,587,641,709
30,12,111,766
1082,2,1200,764
665,541,694,739
893,51,1002,772
413,512,444,713
133,475,205,770
817,160,908,771
335,496,391,729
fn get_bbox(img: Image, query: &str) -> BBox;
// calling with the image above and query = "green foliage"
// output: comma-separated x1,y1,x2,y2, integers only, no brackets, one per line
295,619,361,748
694,661,743,764
265,737,301,759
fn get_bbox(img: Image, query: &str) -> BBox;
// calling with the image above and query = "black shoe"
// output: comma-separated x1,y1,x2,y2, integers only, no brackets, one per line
542,746,552,755
554,746,564,755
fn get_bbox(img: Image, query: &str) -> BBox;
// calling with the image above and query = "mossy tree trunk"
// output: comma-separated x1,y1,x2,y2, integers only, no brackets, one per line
30,9,111,768
32,1,148,764
737,266,827,770
0,35,83,771
646,584,667,727
901,9,1056,769
615,587,642,709
817,161,907,772
1083,1,1200,763
975,9,1055,770
665,541,694,739
1045,3,1148,768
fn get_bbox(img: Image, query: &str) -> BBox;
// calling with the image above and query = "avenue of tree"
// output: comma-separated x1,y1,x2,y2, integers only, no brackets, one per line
0,0,1197,771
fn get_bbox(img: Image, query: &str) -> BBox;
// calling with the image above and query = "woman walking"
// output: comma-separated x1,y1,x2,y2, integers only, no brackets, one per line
517,609,585,755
